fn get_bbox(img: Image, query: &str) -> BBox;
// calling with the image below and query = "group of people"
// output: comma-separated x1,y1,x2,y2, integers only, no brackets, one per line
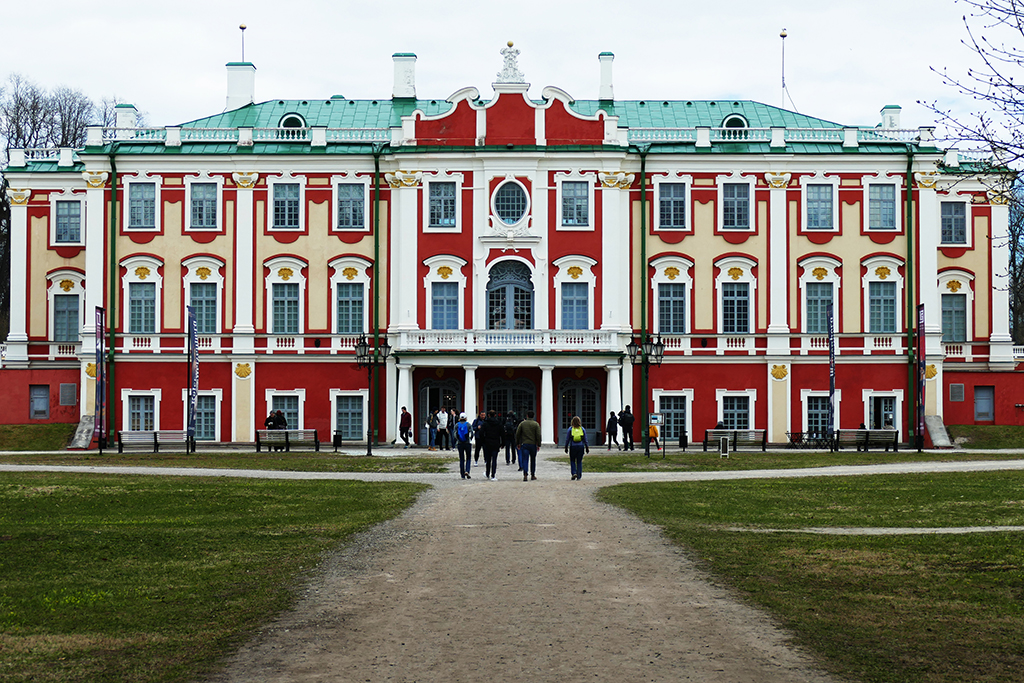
446,409,542,481
262,409,288,452
603,406,637,451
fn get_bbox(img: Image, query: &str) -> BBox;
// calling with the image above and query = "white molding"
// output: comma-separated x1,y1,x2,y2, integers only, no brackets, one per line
650,255,694,335
862,255,905,334
123,175,161,232
552,255,597,330
652,388,694,443
46,270,85,349
797,255,841,335
861,388,904,433
329,388,370,439
715,388,758,429
714,255,758,334
423,172,465,233
184,173,224,231
120,388,162,431
716,173,755,232
489,176,532,232
120,255,163,337
423,255,468,330
799,388,842,433
939,197,972,247
863,177,902,232
328,256,371,338
331,173,371,232
800,173,840,233
264,256,308,339
554,171,596,231
652,173,693,233
268,174,305,231
48,190,85,246
265,388,307,430
180,388,224,440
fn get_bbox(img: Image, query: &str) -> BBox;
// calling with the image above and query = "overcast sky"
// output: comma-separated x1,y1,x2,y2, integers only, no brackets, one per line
0,0,1001,136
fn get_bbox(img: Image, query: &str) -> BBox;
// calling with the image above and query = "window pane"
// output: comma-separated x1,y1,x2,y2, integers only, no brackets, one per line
722,396,749,429
722,282,749,334
869,185,896,229
561,282,589,330
658,283,686,334
561,181,589,226
805,282,832,334
659,183,687,229
336,282,364,334
55,201,81,242
128,282,156,334
129,395,155,431
807,396,831,435
53,294,79,343
869,281,897,333
805,185,833,230
272,395,299,430
659,395,687,442
195,395,216,440
272,282,300,334
722,183,749,229
190,183,217,229
274,183,300,229
128,183,155,229
494,183,528,225
336,395,363,440
190,283,218,334
337,184,365,229
429,182,456,227
431,282,458,330
942,293,967,342
941,202,966,244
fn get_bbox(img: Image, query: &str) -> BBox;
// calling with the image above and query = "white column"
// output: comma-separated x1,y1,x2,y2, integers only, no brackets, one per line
540,364,555,445
388,173,421,331
385,355,397,442
605,362,622,415
463,365,478,417
396,362,414,443
600,175,632,331
82,172,109,338
916,178,943,356
989,196,1014,368
5,189,30,362
765,174,790,352
621,357,634,413
232,173,257,354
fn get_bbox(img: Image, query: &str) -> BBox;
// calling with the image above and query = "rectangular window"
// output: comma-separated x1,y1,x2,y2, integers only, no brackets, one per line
336,282,364,334
659,183,687,229
431,282,459,330
722,395,750,429
722,183,749,230
941,202,967,244
658,283,686,334
868,184,896,230
941,293,967,342
190,183,218,229
806,396,831,436
128,395,155,431
59,383,77,407
272,283,300,334
55,200,81,242
272,395,299,430
128,183,156,229
975,386,994,421
561,181,590,227
53,294,80,342
660,395,687,442
30,385,49,420
336,395,364,441
561,282,589,330
805,282,833,334
805,185,833,230
128,282,156,334
868,281,897,333
195,394,216,440
190,283,218,335
429,182,457,228
722,282,749,334
337,184,365,229
273,183,301,229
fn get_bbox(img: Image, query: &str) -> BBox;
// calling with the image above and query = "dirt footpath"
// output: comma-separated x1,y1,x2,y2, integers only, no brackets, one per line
207,456,840,683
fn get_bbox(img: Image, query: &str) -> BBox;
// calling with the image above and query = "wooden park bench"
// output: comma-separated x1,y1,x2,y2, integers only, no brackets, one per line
117,430,191,453
833,429,899,452
256,429,320,452
703,428,767,452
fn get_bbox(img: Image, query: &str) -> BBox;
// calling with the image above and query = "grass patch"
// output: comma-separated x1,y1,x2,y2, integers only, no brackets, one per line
0,473,426,682
0,424,77,451
598,471,1024,683
0,452,454,474
946,424,1024,449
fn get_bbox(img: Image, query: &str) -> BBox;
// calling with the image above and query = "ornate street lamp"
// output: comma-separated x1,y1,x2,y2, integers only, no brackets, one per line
626,333,664,458
354,334,391,456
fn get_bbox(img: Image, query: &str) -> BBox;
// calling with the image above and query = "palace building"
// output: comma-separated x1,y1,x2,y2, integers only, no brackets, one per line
1,45,1019,447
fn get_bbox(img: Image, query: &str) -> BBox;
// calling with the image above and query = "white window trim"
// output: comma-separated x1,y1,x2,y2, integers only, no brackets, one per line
121,255,163,344
330,388,369,440
799,388,842,432
861,255,904,337
46,270,85,355
798,256,841,336
124,175,161,232
490,176,532,231
423,172,464,233
183,256,225,348
329,256,371,344
180,388,223,440
120,388,162,431
940,198,972,247
863,179,902,232
653,174,693,232
714,255,757,340
650,255,694,336
938,270,975,348
268,174,305,231
49,190,85,246
717,173,755,232
265,256,308,344
653,388,694,444
265,388,307,430
423,255,468,330
801,174,840,232
184,174,224,232
332,173,371,232
715,388,758,428
552,255,597,331
861,388,904,434
555,171,597,231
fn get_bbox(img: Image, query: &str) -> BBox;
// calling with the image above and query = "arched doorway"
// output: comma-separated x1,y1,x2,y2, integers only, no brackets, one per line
482,378,536,419
558,378,601,444
487,261,534,330
418,378,462,445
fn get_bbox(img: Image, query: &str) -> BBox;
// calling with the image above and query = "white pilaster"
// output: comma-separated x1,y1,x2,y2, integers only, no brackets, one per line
540,364,555,445
464,365,478,417
600,173,634,331
385,355,398,442
989,196,1014,368
916,176,944,357
232,173,257,354
396,363,414,443
605,362,622,416
765,173,791,352
387,173,421,331
82,172,109,338
5,189,30,362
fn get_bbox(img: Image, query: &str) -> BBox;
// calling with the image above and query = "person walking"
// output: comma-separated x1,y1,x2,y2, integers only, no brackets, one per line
472,412,486,464
427,409,439,451
515,410,542,481
619,406,635,451
481,409,504,480
504,412,518,465
454,412,473,478
563,415,590,480
606,411,619,451
446,409,457,451
649,422,661,451
436,408,450,451
399,406,412,449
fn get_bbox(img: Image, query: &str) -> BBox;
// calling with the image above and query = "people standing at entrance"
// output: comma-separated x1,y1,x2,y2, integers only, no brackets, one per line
606,411,619,451
436,408,450,451
399,407,412,449
455,412,474,478
503,412,518,465
563,415,590,480
649,422,661,451
427,409,439,451
515,410,541,481
472,412,486,464
447,408,458,451
481,409,504,480
619,406,635,451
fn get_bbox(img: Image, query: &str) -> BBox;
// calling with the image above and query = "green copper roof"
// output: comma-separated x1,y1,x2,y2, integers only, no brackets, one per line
569,99,849,129
180,98,454,129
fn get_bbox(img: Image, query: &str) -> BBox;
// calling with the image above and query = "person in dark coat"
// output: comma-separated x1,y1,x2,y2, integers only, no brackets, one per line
472,412,486,464
606,411,619,451
399,406,413,449
481,409,504,480
619,406,635,451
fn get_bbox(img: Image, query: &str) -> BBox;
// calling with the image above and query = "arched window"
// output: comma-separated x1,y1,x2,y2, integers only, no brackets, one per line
483,378,536,417
487,261,534,330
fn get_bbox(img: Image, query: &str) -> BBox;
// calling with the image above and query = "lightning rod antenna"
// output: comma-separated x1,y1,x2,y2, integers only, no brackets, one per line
780,28,787,109
240,24,247,62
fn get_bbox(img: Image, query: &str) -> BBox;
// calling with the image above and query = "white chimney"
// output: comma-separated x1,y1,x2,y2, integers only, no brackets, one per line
393,53,417,99
599,52,614,101
114,104,138,135
880,104,901,130
226,62,256,111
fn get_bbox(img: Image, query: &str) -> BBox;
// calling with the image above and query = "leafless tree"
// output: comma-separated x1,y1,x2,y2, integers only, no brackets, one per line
0,73,53,154
49,85,94,148
99,96,148,129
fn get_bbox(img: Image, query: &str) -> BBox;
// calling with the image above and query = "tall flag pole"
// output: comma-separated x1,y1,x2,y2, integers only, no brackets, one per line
187,306,199,453
94,307,106,453
917,304,926,452
827,302,835,444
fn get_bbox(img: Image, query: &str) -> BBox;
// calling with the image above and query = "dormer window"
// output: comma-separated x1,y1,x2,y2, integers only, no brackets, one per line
280,114,306,128
722,114,748,129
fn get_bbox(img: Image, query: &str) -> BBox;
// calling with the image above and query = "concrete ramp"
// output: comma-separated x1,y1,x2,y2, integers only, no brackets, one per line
68,415,96,450
925,415,953,448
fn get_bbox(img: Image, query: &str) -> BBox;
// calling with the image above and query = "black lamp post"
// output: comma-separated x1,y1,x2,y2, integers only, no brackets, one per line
626,333,665,458
354,334,392,456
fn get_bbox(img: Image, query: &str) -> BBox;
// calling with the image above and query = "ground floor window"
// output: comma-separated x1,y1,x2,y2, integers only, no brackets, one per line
129,395,155,431
482,378,535,418
335,395,364,440
272,395,300,430
658,395,688,442
195,394,216,440
30,385,49,420
722,395,750,429
975,386,994,421
806,396,831,436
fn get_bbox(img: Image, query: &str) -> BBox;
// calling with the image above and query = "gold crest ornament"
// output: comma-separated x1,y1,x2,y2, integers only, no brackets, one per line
235,363,252,379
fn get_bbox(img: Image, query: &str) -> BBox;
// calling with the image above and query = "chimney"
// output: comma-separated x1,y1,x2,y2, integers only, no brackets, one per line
599,52,614,101
114,104,138,136
226,62,256,111
880,104,901,130
393,53,417,99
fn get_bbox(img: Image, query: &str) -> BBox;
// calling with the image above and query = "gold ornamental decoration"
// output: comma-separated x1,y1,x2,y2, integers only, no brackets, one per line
575,368,584,378
196,267,212,281
438,266,453,280
342,267,358,281
7,188,30,205
925,364,938,380
385,170,423,188
598,171,635,189
505,367,515,378
85,363,97,378
278,268,294,281
875,266,891,280
567,266,583,280
947,280,962,292
989,190,1011,206
771,365,788,380
812,267,828,281
234,363,252,379
135,266,151,280
82,171,109,188
765,172,791,189
915,172,937,189
59,279,75,292
665,266,680,281
232,172,258,189
728,267,744,281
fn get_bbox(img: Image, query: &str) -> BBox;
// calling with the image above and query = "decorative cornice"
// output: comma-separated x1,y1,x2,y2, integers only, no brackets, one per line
7,188,30,205
765,172,791,189
496,41,525,84
232,172,258,189
598,171,635,189
82,171,108,188
385,170,422,188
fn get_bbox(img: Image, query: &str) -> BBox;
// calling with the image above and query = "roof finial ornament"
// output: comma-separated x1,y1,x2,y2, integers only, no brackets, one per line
496,41,525,84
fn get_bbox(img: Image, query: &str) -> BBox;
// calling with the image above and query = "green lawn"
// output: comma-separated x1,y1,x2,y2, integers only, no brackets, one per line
0,474,427,683
0,424,77,451
598,471,1024,683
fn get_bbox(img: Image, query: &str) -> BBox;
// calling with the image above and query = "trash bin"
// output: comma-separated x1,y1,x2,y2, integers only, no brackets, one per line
333,430,343,452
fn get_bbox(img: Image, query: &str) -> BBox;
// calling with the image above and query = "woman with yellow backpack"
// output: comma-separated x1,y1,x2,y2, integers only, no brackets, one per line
563,415,590,480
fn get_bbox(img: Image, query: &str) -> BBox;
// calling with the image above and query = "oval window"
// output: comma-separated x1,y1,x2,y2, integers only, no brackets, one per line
494,182,528,225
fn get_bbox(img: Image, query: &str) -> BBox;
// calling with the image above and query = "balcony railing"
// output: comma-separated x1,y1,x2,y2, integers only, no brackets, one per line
396,329,620,352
